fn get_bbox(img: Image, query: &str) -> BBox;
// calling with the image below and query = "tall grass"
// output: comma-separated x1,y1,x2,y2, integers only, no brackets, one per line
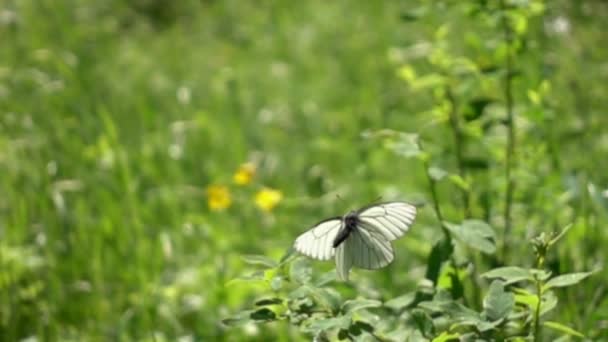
1,0,607,340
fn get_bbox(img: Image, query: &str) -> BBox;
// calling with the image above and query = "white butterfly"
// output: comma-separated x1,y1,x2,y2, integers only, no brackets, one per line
294,202,417,281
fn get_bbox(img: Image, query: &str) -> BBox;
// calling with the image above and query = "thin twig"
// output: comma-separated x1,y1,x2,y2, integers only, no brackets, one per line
420,148,449,243
445,87,471,219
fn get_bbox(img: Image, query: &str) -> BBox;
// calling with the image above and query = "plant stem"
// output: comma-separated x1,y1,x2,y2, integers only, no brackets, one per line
421,152,450,244
500,0,516,262
445,87,471,219
533,276,543,342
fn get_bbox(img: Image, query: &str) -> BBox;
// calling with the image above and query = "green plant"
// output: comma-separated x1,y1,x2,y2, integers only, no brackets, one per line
224,1,600,340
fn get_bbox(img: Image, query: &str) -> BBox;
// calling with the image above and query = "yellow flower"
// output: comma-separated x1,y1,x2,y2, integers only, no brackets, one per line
233,163,256,185
254,188,282,212
206,185,232,211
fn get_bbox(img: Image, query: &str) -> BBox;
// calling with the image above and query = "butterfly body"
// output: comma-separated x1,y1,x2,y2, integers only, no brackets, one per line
294,202,417,281
332,211,358,248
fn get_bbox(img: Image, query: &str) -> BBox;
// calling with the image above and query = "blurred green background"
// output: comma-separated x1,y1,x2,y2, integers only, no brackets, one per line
1,0,607,340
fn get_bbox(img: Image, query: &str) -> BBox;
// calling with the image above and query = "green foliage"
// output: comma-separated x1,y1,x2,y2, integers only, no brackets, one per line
1,0,607,341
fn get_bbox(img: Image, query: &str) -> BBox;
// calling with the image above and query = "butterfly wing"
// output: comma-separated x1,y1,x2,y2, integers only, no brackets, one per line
350,227,394,269
335,240,352,281
294,218,342,261
357,202,416,241
335,227,394,281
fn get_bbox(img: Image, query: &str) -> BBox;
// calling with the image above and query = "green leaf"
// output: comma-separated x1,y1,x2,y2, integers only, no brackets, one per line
543,321,585,338
410,73,447,91
411,309,434,337
250,308,276,321
342,299,382,313
351,320,374,334
428,167,448,181
464,97,494,121
278,246,296,265
432,331,460,342
513,287,537,308
530,269,552,282
400,6,427,21
255,297,283,306
543,272,593,291
483,280,514,321
226,270,265,285
448,175,470,192
540,291,558,316
462,220,496,239
482,267,533,285
425,238,453,285
290,258,312,284
306,315,351,333
270,276,283,290
476,319,503,332
315,270,337,287
221,310,253,326
419,299,481,324
462,157,489,170
385,292,416,311
338,329,349,340
316,287,343,314
444,221,495,254
385,132,423,159
548,224,572,246
242,254,278,268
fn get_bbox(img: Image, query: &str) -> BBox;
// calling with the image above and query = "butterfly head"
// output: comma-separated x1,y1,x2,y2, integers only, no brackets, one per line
343,211,360,229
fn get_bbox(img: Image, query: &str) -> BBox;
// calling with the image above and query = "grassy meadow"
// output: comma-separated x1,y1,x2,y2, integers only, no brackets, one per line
1,0,607,340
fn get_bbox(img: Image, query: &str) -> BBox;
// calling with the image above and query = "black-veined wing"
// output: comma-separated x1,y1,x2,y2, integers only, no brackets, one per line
357,202,416,241
294,218,342,261
335,227,394,280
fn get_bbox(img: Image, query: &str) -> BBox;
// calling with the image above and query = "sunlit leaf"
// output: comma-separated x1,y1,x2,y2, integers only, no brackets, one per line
305,315,351,333
386,133,423,159
409,73,446,91
444,221,495,254
448,175,470,192
242,254,278,268
342,299,382,313
428,167,448,181
385,292,416,311
482,267,533,285
226,271,265,285
543,321,585,338
543,272,593,291
432,331,460,342
270,276,283,290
